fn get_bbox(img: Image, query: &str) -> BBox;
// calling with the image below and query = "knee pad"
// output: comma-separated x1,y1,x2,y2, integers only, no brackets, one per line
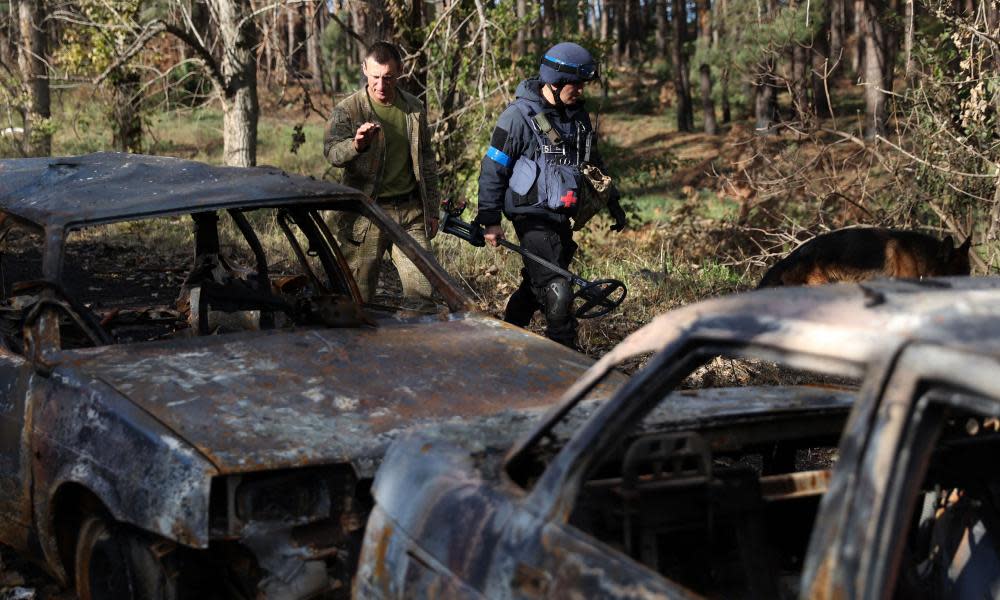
544,279,573,321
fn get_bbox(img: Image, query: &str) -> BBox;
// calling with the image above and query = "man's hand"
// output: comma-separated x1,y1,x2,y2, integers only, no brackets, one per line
353,122,380,152
484,225,504,247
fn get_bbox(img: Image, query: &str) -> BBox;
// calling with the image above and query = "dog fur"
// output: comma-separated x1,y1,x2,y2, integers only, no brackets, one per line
759,228,972,288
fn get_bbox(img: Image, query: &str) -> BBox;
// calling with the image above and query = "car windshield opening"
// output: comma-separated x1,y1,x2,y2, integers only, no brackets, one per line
44,205,398,348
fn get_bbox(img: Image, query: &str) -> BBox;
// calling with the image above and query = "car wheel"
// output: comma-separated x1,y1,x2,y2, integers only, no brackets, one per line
74,514,178,600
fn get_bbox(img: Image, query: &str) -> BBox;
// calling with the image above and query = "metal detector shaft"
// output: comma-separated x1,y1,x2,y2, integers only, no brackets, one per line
440,211,627,319
495,239,584,286
440,210,576,283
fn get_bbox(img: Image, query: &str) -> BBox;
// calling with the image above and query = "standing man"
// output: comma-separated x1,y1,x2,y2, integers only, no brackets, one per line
324,41,441,305
475,42,627,349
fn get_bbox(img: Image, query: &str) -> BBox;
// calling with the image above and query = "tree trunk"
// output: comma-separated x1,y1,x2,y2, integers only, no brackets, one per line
211,0,259,167
533,2,543,54
851,0,864,75
812,13,833,118
269,4,286,86
754,59,778,133
305,0,324,91
830,0,845,74
17,0,50,156
399,0,426,94
601,0,611,44
791,43,808,119
721,69,731,123
287,2,299,75
882,0,900,93
615,0,626,65
671,0,693,131
516,0,527,57
696,0,717,133
543,0,555,37
987,0,1000,80
626,0,640,61
0,8,14,68
861,0,888,138
578,0,588,35
716,0,730,123
655,0,667,55
110,69,143,153
903,0,914,82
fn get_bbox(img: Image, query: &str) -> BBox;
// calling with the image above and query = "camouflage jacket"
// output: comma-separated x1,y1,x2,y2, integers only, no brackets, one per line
323,87,441,238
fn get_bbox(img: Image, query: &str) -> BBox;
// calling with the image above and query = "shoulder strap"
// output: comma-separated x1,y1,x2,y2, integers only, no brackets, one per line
513,99,562,146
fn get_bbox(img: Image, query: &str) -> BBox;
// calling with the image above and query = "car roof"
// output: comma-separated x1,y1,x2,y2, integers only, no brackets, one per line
506,277,1000,466
602,277,1000,370
0,152,366,229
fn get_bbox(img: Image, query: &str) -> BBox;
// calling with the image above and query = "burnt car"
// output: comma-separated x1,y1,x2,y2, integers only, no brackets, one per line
357,278,1000,599
0,153,622,599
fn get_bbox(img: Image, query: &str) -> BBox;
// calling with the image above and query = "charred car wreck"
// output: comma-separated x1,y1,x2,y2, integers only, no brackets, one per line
0,153,623,599
358,278,1000,599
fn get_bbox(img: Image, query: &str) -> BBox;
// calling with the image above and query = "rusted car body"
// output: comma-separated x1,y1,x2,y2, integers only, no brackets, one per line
357,278,1000,599
0,153,621,599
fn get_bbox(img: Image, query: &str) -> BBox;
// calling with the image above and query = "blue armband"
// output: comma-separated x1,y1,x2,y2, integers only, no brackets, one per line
486,146,511,167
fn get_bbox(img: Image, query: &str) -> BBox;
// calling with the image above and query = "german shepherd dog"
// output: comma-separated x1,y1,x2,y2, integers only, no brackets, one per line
759,228,972,287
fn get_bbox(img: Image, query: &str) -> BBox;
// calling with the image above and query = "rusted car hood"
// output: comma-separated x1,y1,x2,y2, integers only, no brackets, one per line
51,313,607,477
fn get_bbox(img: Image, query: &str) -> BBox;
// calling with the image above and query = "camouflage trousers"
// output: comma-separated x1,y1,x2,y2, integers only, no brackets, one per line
334,196,434,304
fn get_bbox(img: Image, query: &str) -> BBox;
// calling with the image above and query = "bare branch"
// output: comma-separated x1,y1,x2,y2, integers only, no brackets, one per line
93,19,226,95
327,9,365,45
875,134,998,179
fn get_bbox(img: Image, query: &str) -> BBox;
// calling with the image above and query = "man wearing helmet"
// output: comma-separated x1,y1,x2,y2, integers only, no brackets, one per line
474,42,626,349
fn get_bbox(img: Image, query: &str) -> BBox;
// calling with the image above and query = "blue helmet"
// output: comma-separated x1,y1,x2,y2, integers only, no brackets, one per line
539,42,598,85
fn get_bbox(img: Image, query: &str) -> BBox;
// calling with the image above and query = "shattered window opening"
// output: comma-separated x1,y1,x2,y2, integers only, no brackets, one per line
531,343,861,598
879,387,1000,599
3,203,425,351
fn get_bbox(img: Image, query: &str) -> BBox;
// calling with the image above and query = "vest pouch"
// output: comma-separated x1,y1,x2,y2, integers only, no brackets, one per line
541,160,581,212
509,156,538,196
572,163,613,230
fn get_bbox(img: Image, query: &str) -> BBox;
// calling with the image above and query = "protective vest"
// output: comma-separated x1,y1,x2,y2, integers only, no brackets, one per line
507,98,594,214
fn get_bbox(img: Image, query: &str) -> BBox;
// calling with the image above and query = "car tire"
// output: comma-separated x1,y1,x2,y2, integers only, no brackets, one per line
74,514,178,600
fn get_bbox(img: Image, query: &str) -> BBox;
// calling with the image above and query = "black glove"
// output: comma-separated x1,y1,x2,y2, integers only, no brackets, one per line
608,200,627,232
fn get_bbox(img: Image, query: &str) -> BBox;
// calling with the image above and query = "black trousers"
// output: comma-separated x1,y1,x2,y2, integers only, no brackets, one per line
503,217,578,347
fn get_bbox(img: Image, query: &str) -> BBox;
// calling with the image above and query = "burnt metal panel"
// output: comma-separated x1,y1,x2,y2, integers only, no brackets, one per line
29,368,217,556
0,153,365,229
51,313,616,478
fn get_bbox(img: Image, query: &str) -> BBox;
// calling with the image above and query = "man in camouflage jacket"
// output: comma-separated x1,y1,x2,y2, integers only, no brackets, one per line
323,42,441,304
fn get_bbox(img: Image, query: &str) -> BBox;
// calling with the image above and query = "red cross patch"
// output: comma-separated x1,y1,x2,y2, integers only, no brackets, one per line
560,190,577,207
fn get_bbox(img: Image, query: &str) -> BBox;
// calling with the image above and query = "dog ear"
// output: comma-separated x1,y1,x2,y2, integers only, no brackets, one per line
941,235,954,250
958,235,972,253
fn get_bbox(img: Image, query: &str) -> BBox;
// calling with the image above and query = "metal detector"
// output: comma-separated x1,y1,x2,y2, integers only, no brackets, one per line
440,211,627,319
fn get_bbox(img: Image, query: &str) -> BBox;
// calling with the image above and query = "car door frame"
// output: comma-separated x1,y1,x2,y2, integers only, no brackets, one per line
506,322,874,595
0,344,35,548
802,344,1000,598
518,324,870,518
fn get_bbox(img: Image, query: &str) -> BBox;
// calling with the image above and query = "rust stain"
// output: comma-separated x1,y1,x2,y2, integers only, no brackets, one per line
374,523,393,588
